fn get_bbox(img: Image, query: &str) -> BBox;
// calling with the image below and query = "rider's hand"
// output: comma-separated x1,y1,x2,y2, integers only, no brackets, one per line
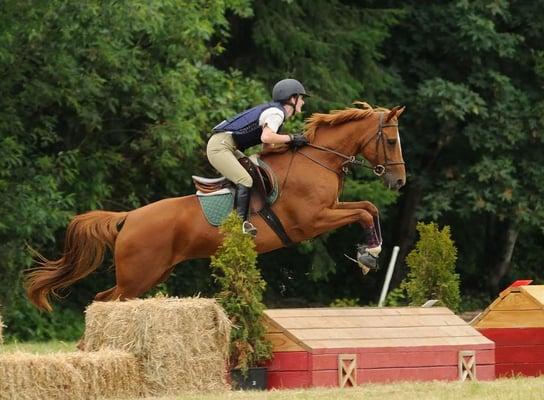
288,134,309,149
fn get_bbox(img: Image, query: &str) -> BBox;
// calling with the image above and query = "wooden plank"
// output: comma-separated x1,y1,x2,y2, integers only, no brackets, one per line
338,354,357,387
473,310,544,328
263,317,283,334
264,307,454,318
311,349,494,370
265,332,307,352
288,325,480,341
477,328,544,345
313,366,457,385
522,286,544,308
489,292,540,311
360,365,495,383
303,336,492,349
499,286,520,299
496,363,544,377
265,351,309,371
267,371,311,389
495,345,544,364
270,315,467,330
308,365,497,386
311,343,494,355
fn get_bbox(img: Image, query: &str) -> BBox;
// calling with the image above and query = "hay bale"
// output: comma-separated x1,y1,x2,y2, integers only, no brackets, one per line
83,297,231,395
0,350,142,400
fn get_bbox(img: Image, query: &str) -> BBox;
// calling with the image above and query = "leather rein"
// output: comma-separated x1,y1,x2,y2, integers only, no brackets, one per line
297,112,405,177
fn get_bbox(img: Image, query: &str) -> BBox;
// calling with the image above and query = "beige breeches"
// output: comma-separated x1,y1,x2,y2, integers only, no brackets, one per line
206,132,253,187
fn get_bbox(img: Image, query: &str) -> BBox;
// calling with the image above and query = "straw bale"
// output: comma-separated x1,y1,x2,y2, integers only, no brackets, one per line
83,297,231,395
0,350,142,400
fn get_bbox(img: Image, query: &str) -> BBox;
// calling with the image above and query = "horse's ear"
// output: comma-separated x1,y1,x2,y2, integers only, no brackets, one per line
386,106,406,122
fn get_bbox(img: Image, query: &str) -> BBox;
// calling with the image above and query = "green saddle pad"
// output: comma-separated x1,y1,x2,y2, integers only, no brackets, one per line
197,191,234,226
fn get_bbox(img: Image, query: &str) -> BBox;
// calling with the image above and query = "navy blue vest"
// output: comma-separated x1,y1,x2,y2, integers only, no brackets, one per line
212,102,285,151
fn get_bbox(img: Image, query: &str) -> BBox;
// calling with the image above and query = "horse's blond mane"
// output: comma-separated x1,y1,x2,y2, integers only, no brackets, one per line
304,101,389,142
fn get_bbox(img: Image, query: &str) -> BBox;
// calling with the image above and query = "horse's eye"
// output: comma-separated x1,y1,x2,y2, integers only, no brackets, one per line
387,138,397,145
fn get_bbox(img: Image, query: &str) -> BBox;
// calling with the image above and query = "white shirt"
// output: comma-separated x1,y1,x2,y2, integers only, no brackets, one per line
259,107,285,133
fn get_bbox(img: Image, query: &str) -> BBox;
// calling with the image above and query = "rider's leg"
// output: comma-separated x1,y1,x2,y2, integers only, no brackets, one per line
207,133,257,235
235,184,257,236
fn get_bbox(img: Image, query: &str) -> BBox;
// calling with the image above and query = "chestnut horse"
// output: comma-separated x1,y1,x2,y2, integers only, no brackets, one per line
26,102,406,311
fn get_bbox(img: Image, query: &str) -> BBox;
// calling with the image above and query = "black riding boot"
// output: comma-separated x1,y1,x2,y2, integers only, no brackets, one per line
236,184,258,236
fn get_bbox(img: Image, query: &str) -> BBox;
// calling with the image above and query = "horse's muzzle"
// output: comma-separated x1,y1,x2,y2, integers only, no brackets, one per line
383,173,405,190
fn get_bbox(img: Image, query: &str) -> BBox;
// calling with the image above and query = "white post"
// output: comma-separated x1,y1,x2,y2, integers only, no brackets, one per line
378,246,400,307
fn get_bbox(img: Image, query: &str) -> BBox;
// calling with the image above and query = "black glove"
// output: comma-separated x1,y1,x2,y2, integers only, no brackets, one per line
288,134,309,149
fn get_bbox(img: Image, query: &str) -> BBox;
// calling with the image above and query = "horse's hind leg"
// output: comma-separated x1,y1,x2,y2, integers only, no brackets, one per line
94,286,118,302
112,247,177,300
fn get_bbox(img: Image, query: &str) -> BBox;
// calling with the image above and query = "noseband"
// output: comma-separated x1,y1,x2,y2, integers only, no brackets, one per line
299,112,405,177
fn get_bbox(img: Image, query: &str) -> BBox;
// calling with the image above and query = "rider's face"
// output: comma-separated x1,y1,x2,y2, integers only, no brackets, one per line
295,95,305,114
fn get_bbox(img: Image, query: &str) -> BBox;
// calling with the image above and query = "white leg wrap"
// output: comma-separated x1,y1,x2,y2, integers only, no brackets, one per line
367,245,382,257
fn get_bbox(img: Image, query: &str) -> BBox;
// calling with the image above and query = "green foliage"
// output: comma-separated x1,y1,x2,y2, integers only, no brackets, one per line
329,298,360,307
3,287,84,342
0,0,263,340
402,222,460,310
384,287,408,307
210,212,272,374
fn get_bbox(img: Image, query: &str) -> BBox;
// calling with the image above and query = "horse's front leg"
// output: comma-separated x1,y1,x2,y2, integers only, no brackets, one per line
313,207,382,272
334,201,382,249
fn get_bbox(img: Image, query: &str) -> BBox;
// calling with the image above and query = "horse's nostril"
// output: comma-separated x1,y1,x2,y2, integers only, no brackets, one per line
397,179,405,187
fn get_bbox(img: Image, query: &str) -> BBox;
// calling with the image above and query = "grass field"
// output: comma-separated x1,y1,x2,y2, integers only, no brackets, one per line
2,341,543,400
174,378,544,400
0,340,77,353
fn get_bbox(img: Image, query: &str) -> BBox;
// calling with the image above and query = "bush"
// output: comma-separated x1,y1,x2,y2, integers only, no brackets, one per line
402,222,461,311
329,298,360,307
210,212,272,375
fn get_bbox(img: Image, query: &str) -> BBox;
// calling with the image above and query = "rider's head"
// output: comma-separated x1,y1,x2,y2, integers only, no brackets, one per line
272,79,308,117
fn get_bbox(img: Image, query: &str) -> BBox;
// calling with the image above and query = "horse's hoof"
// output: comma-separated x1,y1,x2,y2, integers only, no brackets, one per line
357,249,379,271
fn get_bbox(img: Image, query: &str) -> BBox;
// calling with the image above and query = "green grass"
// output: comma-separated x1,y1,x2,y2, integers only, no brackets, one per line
166,377,544,400
0,340,77,354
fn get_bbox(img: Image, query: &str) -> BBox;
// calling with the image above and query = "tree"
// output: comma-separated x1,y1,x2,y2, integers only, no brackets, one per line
0,0,263,339
402,222,460,310
378,1,544,294
210,212,272,375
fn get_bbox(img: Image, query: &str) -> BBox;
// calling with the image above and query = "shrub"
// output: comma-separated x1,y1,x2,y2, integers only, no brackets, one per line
402,222,461,310
210,212,272,375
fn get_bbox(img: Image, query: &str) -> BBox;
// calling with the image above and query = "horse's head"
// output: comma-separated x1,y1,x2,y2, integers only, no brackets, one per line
304,103,406,190
358,106,406,190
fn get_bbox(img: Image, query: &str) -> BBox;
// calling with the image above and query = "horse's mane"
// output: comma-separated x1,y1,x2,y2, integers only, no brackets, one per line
304,101,389,142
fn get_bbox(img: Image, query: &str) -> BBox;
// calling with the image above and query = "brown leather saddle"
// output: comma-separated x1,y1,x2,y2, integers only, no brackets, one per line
192,154,275,213
192,154,292,246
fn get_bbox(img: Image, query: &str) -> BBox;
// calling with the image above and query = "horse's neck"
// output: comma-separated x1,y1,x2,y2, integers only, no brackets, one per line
312,114,377,168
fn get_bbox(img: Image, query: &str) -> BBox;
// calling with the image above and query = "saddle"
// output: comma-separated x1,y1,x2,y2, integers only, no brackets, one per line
192,154,292,246
192,154,276,213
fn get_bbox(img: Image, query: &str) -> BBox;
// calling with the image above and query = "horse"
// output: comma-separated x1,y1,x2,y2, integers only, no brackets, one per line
26,102,406,312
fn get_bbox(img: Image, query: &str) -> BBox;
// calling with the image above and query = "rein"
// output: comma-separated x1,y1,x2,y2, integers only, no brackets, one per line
297,112,405,177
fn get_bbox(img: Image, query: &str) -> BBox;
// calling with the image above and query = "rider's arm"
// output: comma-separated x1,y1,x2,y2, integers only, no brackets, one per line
261,126,292,144
260,107,292,144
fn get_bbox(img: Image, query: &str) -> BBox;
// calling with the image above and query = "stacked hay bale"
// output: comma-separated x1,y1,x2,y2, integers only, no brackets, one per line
83,297,231,396
0,350,142,400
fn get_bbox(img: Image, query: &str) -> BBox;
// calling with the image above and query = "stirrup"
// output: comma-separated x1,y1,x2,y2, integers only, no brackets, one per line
242,221,258,237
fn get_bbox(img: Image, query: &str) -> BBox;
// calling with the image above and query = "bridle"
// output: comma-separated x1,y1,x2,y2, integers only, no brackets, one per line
297,112,405,177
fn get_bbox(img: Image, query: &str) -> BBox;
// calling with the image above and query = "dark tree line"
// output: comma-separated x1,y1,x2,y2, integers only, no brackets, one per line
1,0,542,340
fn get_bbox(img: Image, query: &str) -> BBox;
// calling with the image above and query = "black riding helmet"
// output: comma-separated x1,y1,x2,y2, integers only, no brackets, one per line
272,79,309,102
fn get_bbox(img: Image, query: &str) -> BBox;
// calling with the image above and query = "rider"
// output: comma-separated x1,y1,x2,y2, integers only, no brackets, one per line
207,78,310,236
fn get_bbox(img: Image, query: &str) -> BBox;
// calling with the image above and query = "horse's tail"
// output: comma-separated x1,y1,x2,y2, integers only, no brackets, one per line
25,210,128,312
